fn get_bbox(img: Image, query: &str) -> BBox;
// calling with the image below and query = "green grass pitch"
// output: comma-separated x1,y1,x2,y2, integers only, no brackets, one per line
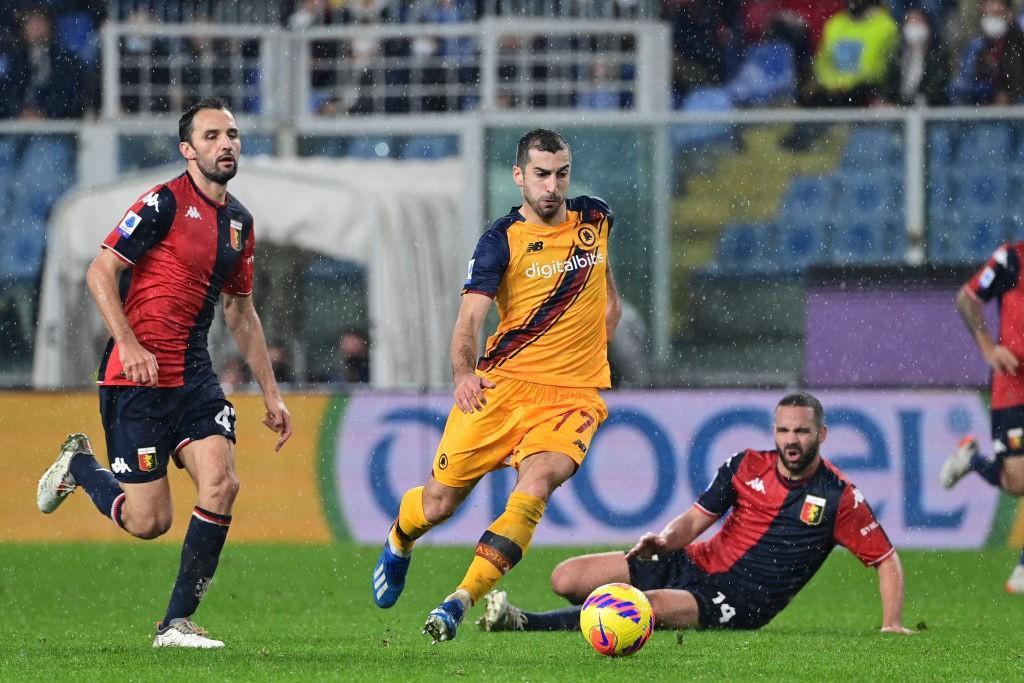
2,544,1022,680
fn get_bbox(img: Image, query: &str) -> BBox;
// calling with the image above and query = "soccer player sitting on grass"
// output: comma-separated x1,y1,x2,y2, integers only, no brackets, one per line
477,392,915,635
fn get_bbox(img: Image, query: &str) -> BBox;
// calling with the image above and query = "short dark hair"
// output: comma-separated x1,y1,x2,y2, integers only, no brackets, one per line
178,97,232,143
516,129,570,169
777,391,824,427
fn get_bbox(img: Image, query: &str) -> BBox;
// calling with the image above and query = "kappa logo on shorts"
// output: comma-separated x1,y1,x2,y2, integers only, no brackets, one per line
438,454,449,470
137,446,157,472
573,439,587,453
800,495,826,526
111,457,131,474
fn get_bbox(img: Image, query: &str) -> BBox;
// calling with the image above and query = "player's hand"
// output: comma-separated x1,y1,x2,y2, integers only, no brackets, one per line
118,340,159,386
262,395,292,451
453,372,496,414
880,625,915,635
626,532,668,560
984,345,1019,376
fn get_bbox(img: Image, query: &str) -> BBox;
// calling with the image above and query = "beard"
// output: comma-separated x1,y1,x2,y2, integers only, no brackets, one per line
778,440,820,476
524,188,563,220
198,156,238,185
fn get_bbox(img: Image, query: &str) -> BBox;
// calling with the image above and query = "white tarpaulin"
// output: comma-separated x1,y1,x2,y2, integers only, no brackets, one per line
32,157,465,389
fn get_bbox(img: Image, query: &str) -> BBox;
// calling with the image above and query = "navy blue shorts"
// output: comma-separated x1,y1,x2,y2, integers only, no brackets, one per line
626,550,781,630
98,377,236,483
991,406,1024,459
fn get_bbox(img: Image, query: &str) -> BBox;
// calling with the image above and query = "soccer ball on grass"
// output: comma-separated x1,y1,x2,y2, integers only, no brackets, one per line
579,582,654,656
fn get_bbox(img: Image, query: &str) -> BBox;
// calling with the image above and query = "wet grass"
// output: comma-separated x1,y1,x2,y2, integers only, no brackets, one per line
1,544,1022,680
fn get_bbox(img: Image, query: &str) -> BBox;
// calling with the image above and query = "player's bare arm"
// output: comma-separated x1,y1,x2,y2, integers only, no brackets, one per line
85,249,159,386
876,551,914,635
956,285,1018,375
450,292,496,414
605,263,622,340
223,292,292,451
626,505,718,559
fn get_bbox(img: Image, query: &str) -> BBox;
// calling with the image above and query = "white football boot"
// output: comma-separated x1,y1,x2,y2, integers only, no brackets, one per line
476,590,527,632
37,433,93,513
153,618,225,648
940,436,978,490
1006,565,1024,594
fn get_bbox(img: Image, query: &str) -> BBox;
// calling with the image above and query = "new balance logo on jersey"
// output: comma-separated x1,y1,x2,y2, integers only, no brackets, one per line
186,205,201,219
745,477,765,493
111,457,131,474
141,192,160,212
526,241,544,253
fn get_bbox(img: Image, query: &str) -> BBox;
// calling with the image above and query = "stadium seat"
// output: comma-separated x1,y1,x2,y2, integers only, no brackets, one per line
774,221,829,271
670,87,734,154
956,123,1012,166
713,222,768,275
777,175,833,225
726,41,796,107
840,126,902,171
929,215,1008,264
830,219,887,265
834,171,902,221
927,124,956,167
402,136,458,159
957,169,1010,216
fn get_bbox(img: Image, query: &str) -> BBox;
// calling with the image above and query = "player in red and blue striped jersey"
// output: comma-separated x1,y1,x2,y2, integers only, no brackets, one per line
477,392,914,635
36,98,292,648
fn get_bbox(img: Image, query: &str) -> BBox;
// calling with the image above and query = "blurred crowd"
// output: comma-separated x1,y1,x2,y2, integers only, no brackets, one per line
4,0,1024,121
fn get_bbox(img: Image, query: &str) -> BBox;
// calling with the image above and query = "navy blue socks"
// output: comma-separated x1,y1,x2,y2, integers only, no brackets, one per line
161,507,231,627
969,453,1002,487
69,452,126,528
521,605,582,631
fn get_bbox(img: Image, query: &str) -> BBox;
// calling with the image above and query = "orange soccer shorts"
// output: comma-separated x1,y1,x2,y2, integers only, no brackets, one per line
431,373,608,488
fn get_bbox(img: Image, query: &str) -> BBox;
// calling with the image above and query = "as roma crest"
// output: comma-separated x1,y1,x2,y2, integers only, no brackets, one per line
800,495,826,526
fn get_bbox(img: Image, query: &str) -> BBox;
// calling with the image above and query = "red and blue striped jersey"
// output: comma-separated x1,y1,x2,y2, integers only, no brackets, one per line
688,449,893,606
98,171,255,387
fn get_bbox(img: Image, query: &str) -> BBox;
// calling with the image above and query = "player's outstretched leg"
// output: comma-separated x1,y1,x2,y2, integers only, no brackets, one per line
423,490,547,643
38,434,128,527
372,485,434,608
941,437,1001,489
476,589,581,632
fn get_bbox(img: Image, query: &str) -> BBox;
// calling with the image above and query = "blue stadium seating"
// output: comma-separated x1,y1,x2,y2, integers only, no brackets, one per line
956,123,1013,167
671,87,734,153
713,222,768,274
840,126,902,170
957,169,1010,216
834,171,902,221
775,221,829,270
777,175,833,225
929,214,1008,264
927,124,956,166
726,41,795,107
830,219,887,265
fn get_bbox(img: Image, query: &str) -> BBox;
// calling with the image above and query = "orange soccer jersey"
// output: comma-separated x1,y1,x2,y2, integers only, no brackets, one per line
462,195,612,388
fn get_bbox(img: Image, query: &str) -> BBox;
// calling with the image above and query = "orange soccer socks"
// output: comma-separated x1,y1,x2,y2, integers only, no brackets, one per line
457,491,547,604
389,486,433,556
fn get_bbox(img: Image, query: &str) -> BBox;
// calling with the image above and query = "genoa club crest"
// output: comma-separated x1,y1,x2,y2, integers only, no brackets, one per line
137,446,157,472
229,219,243,251
800,495,826,526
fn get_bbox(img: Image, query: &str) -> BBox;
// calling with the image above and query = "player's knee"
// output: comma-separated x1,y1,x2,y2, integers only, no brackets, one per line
201,469,240,508
550,559,585,602
129,515,172,540
421,489,461,524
